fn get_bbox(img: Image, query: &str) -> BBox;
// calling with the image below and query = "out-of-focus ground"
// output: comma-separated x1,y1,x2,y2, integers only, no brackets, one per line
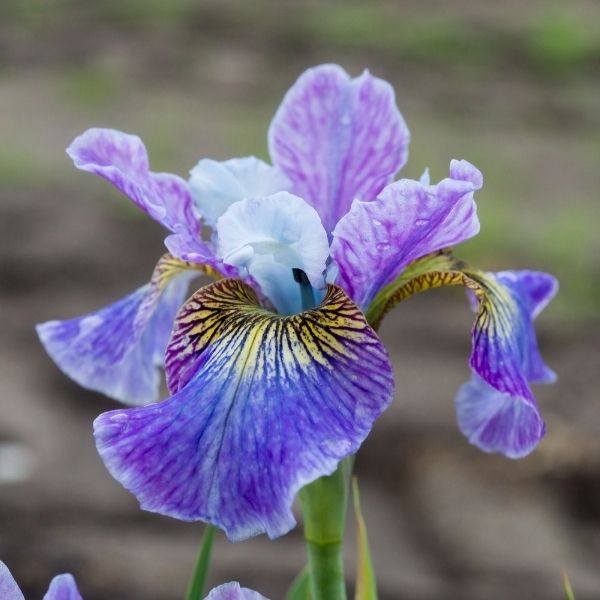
0,1,599,598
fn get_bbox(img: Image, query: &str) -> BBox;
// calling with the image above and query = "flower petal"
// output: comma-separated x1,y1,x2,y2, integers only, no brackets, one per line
94,279,393,541
0,562,24,600
164,231,239,278
331,160,481,309
373,262,539,399
455,375,545,458
43,574,83,600
67,128,198,234
205,582,268,600
369,254,556,457
494,270,558,384
189,157,290,226
269,64,410,235
216,192,330,315
37,255,202,406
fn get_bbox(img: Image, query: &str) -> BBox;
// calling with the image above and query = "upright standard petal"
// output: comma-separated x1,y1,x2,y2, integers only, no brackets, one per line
205,582,268,600
0,562,24,600
37,255,203,406
189,157,290,226
95,279,394,541
331,160,482,309
269,64,410,235
43,574,83,600
216,192,330,315
67,128,198,234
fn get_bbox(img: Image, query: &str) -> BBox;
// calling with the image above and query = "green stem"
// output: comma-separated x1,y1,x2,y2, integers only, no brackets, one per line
304,539,345,600
185,524,216,600
299,458,353,600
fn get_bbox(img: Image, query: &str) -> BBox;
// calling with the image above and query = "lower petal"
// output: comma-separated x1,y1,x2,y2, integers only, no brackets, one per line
95,280,393,541
37,255,198,405
455,375,545,458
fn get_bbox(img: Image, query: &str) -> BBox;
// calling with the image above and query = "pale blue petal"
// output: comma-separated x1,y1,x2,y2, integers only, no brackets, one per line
216,192,330,314
189,157,290,227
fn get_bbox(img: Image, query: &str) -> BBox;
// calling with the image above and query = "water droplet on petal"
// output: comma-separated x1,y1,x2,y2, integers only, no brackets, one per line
415,218,430,226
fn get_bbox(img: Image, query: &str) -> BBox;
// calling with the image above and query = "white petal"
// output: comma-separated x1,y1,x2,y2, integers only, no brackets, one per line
189,157,290,226
216,192,330,314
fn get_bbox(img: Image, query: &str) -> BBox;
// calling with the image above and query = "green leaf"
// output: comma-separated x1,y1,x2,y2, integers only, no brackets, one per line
352,477,378,600
185,524,216,600
286,566,312,600
563,572,576,600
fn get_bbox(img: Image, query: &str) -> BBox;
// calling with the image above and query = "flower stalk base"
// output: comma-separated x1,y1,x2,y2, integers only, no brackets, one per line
299,458,353,600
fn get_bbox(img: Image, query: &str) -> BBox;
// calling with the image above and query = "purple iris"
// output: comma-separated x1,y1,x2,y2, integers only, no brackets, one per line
37,64,556,542
0,560,265,600
0,560,82,600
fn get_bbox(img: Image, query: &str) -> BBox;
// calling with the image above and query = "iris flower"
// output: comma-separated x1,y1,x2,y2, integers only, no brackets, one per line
0,560,264,600
37,64,556,542
0,561,81,600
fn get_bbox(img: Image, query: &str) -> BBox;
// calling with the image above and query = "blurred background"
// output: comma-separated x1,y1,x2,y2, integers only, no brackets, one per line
0,1,599,598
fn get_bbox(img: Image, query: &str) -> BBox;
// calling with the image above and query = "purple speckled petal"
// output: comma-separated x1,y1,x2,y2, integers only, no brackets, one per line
467,269,557,401
364,252,556,458
269,64,410,235
494,270,558,384
164,231,238,277
205,582,268,600
43,574,83,600
455,375,545,459
0,562,24,600
331,160,482,309
94,279,393,541
37,255,197,406
67,128,199,235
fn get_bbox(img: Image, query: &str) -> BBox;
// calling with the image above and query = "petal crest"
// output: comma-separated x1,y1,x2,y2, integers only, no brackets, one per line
269,64,410,235
216,192,330,315
331,160,481,309
37,255,206,405
94,279,393,541
67,128,198,234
